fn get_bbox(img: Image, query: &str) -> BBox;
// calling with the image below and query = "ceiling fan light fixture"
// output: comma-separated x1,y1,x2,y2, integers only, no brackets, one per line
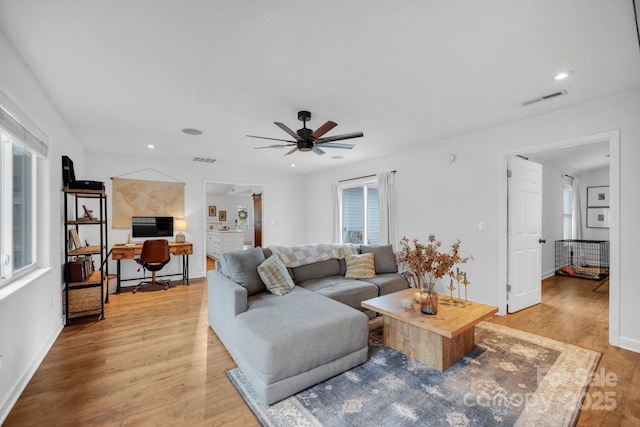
247,110,363,156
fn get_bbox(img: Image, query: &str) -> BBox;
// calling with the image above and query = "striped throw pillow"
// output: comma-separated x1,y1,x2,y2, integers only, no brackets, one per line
344,253,377,279
257,255,295,296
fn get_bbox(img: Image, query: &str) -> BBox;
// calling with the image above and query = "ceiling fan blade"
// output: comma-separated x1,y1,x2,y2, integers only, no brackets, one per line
310,121,337,139
285,147,299,155
312,147,325,156
315,142,355,149
254,144,295,149
274,122,302,141
316,131,363,143
246,134,297,143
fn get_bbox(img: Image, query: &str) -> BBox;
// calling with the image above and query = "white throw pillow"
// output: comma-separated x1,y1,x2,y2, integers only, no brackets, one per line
257,255,295,296
344,253,377,279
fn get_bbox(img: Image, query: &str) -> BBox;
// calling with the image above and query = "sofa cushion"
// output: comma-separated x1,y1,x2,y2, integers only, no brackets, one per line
344,253,376,279
234,286,368,385
291,259,341,284
258,255,295,296
363,273,410,296
360,244,398,274
298,276,379,311
222,247,266,296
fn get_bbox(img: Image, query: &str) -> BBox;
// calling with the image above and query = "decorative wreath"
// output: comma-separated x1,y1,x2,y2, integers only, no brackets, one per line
238,210,248,220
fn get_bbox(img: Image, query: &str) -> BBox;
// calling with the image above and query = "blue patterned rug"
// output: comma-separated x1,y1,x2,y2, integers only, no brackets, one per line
227,322,600,426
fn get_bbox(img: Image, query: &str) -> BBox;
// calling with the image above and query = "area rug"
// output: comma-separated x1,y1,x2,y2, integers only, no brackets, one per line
227,321,600,427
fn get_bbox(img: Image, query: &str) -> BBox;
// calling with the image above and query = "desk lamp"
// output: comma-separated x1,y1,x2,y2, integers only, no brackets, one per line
174,218,188,243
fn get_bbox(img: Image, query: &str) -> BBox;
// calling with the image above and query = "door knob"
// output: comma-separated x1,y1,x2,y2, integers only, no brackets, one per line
539,239,546,244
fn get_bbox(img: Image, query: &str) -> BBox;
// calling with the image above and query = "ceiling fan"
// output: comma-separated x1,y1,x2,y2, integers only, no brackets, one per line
246,110,363,156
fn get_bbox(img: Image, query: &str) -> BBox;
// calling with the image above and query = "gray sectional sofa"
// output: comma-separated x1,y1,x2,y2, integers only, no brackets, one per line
207,243,409,405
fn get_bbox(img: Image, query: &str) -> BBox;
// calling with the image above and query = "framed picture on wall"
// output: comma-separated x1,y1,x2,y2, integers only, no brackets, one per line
208,205,217,217
219,210,227,221
587,207,610,228
587,186,609,207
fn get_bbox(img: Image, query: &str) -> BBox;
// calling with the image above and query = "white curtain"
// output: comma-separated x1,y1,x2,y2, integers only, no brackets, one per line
377,171,397,248
332,182,341,243
571,177,583,240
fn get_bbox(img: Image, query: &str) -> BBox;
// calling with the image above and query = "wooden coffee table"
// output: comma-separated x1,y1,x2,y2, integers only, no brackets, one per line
362,288,498,371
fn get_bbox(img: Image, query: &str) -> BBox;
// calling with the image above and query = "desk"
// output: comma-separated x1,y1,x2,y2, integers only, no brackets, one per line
111,241,193,293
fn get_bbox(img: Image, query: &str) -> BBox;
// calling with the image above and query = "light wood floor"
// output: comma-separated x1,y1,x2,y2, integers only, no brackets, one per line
4,275,639,426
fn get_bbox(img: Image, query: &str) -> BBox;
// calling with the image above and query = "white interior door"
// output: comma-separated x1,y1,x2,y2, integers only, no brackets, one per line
507,156,543,313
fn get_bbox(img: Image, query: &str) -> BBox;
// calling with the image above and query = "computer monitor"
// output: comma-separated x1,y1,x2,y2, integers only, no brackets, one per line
155,217,174,237
132,216,173,238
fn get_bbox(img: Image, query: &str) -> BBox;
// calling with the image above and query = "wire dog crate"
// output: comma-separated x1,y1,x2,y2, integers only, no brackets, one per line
555,239,609,280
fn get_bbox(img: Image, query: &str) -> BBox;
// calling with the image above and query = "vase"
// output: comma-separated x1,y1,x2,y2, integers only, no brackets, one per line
420,288,439,315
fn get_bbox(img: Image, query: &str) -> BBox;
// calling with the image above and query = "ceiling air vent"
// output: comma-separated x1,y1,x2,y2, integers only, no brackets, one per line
522,89,568,106
192,157,216,163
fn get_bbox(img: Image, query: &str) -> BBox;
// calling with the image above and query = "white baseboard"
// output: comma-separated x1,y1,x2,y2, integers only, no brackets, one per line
542,270,555,280
0,318,63,424
619,336,640,354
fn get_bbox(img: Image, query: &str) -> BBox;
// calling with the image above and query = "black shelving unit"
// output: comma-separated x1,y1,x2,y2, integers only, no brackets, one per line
63,188,109,323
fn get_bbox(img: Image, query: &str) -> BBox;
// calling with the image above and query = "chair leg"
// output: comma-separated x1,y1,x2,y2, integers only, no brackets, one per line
132,271,170,293
152,271,169,290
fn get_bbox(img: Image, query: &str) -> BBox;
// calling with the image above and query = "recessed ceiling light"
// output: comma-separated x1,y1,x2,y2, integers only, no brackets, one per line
331,155,344,160
554,71,574,80
182,128,203,135
147,144,155,149
290,163,296,168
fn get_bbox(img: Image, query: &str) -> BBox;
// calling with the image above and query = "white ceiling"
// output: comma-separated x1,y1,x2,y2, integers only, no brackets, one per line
1,1,639,174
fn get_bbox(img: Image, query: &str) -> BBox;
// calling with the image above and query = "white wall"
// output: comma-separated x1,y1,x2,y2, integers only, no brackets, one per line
0,32,87,422
304,90,640,353
579,166,610,241
84,150,308,283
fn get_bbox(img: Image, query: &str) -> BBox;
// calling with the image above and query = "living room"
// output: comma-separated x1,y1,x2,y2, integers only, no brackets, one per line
1,1,640,425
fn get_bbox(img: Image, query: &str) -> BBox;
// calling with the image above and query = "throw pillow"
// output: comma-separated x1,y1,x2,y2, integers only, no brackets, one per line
344,253,377,279
360,244,398,274
257,255,295,296
222,247,266,296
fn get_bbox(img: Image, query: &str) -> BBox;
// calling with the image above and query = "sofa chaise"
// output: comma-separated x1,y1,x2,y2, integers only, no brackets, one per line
207,243,409,405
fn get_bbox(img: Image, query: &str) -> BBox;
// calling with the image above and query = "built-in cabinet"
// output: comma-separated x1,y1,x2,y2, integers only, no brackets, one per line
207,230,244,259
63,188,108,323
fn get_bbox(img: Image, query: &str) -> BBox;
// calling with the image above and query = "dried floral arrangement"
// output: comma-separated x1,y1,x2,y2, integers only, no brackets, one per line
397,234,471,292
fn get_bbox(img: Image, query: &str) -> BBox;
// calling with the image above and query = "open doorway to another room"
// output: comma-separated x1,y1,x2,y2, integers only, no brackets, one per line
502,132,617,345
521,140,610,285
204,181,263,271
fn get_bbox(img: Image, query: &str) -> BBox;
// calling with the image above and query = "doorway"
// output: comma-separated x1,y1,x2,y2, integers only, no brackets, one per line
203,181,263,271
499,130,620,346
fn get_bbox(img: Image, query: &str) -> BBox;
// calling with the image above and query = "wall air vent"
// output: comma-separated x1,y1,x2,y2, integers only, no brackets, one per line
522,89,568,106
192,157,217,163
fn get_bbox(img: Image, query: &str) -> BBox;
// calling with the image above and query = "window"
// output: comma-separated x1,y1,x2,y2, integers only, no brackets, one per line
0,124,39,286
340,180,379,245
562,187,573,239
